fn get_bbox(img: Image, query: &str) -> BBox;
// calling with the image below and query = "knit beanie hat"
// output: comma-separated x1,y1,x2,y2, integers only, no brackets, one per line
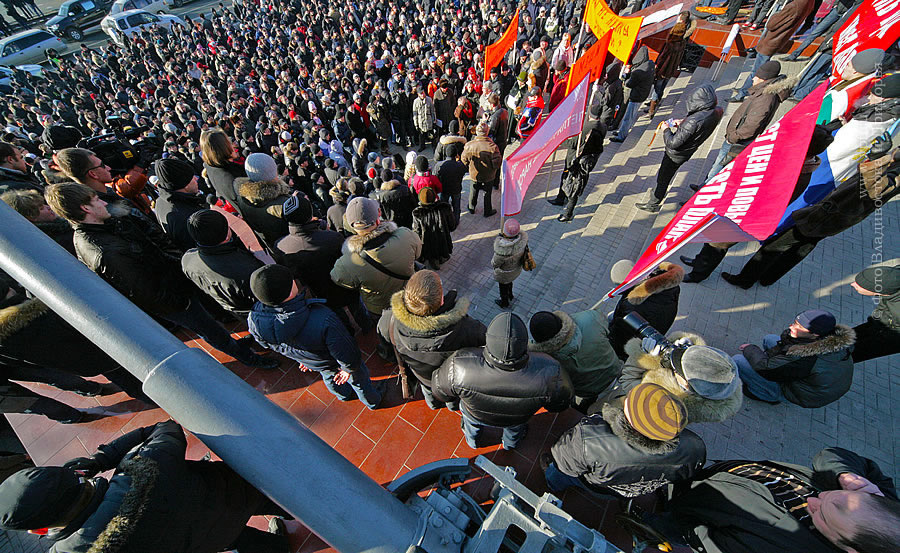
855,265,900,295
796,309,836,335
625,383,687,441
755,60,780,81
282,194,313,225
671,346,739,400
0,467,84,530
154,158,195,191
609,260,635,284
250,264,294,306
418,187,436,204
245,153,279,182
529,311,562,342
187,209,229,247
41,125,82,151
403,270,443,316
415,155,430,173
502,217,519,237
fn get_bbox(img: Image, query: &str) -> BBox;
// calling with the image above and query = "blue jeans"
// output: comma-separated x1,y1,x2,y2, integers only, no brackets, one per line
706,141,734,182
616,101,640,139
792,53,832,100
318,360,382,409
649,78,669,102
460,412,528,450
733,334,785,403
735,53,771,99
544,461,588,493
789,10,841,58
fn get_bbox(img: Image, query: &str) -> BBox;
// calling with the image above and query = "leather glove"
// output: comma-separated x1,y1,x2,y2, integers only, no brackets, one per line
63,456,102,477
867,131,893,161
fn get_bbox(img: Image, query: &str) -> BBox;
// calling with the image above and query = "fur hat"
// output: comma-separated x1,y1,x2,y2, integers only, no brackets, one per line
403,270,443,316
671,346,739,401
418,187,436,204
529,311,562,342
755,60,781,80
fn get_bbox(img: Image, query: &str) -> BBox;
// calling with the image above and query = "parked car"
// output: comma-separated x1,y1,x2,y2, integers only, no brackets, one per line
163,0,196,8
46,0,115,42
0,30,66,66
109,0,167,15
0,65,45,94
100,10,185,46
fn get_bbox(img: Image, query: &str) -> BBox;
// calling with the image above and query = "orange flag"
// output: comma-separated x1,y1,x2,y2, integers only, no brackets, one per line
584,0,643,63
566,31,612,96
484,8,519,81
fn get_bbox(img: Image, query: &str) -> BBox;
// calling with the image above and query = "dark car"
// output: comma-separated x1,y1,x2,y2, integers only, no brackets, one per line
45,0,115,41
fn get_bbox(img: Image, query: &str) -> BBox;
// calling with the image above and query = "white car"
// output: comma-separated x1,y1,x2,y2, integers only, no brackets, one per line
0,30,66,66
109,0,168,16
101,10,184,46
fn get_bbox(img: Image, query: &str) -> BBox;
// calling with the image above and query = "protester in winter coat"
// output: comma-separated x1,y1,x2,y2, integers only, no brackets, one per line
434,143,467,227
434,120,467,162
637,84,723,212
599,63,625,131
181,210,263,316
729,0,815,102
544,383,706,497
249,264,384,409
0,421,292,553
326,180,352,237
376,271,486,409
549,98,605,222
734,310,856,408
152,158,206,251
233,153,291,249
377,178,416,229
703,61,792,183
647,13,692,118
366,89,392,155
432,79,457,139
462,122,501,217
491,218,528,309
410,156,442,195
44,182,275,370
644,447,899,553
412,188,455,269
454,95,477,139
547,60,570,112
850,266,900,363
484,94,510,157
611,46,654,142
516,87,545,141
617,332,743,424
432,312,573,450
412,87,436,152
330,197,422,318
528,308,623,412
201,128,246,215
607,261,684,360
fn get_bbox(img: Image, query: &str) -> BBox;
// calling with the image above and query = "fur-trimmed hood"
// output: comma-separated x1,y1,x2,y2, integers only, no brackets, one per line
624,332,743,424
439,134,467,146
529,311,575,354
85,456,159,553
345,221,398,254
782,325,856,356
602,404,678,455
0,298,47,342
233,177,292,206
390,291,471,335
380,179,406,191
625,262,684,305
356,137,368,157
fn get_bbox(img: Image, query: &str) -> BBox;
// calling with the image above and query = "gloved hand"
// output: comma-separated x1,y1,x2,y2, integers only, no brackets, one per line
867,131,893,161
641,336,663,356
672,337,694,348
63,456,102,477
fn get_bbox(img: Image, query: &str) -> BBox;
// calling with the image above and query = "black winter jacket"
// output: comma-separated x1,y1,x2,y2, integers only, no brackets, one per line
377,291,486,387
623,46,655,104
377,181,416,229
203,161,246,214
412,201,456,263
181,238,263,314
600,64,625,129
273,221,358,308
663,84,723,164
551,404,706,497
73,216,193,316
153,188,207,251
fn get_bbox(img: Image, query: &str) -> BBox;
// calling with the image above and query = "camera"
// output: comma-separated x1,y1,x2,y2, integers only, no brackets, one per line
623,312,681,360
77,115,162,176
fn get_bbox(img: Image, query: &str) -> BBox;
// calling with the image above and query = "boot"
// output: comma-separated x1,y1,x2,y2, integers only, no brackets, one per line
647,100,658,118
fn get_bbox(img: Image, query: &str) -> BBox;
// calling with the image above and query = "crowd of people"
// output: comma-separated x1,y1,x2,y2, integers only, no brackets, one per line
0,0,896,550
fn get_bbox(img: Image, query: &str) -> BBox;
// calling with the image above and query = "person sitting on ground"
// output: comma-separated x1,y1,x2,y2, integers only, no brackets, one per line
376,270,486,410
528,308,623,413
633,446,898,553
543,383,706,498
850,265,899,363
0,421,292,553
432,312,573,450
248,264,385,409
733,309,856,407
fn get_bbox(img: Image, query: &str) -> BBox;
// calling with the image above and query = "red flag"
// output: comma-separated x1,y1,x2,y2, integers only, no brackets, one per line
501,76,591,216
832,0,900,79
605,82,829,299
566,31,612,96
484,9,519,81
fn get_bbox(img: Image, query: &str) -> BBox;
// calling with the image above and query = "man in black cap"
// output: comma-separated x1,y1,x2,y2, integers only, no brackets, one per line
851,265,900,363
248,264,385,409
181,209,264,316
152,158,206,251
0,420,291,552
431,312,573,450
733,309,856,407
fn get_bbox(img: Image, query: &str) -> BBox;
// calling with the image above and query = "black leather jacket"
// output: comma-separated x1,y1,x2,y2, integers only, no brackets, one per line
663,84,723,164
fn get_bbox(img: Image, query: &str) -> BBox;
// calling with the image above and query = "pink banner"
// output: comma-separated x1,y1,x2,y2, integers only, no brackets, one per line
501,76,590,216
605,82,829,299
832,0,900,79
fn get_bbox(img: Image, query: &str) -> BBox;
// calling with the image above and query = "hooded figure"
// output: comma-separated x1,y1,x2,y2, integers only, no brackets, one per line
432,312,574,450
610,46,655,141
598,63,624,130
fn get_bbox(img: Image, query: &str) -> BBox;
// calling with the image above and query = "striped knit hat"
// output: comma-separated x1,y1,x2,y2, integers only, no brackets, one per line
625,383,687,442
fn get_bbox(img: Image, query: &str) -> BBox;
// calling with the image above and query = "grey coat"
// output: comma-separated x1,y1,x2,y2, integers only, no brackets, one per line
491,232,528,284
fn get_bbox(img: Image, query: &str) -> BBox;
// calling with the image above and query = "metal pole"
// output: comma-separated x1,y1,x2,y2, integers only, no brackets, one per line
0,203,420,553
